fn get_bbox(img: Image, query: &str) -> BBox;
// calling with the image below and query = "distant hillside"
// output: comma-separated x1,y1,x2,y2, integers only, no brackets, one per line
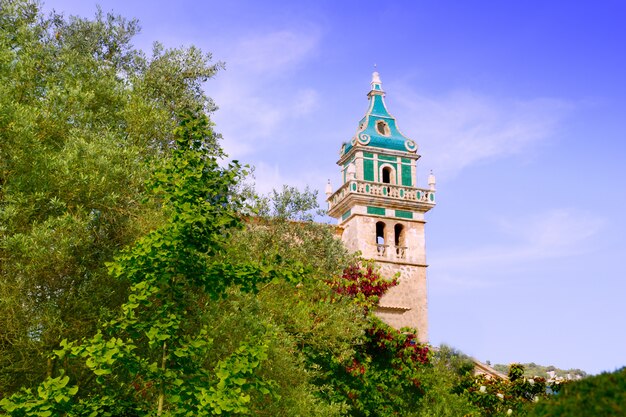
492,362,587,380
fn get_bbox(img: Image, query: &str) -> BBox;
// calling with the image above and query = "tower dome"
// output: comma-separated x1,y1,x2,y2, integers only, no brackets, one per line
342,71,418,156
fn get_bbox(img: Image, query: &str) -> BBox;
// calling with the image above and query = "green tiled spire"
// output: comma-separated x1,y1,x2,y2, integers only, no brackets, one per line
342,72,418,155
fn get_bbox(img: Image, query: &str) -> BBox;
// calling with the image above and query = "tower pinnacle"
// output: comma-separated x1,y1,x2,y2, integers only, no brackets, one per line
372,70,382,85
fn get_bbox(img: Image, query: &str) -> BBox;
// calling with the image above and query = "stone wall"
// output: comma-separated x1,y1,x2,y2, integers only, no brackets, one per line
376,263,428,343
339,214,429,343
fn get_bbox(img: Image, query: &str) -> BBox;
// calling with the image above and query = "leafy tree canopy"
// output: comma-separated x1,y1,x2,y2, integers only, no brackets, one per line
1,111,307,416
524,367,626,417
0,0,223,393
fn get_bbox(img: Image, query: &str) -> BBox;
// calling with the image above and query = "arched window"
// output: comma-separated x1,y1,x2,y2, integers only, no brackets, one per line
394,223,406,259
376,221,385,244
376,221,387,256
394,224,404,246
382,166,392,184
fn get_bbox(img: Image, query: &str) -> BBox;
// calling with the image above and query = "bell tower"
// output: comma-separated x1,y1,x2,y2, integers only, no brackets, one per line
327,71,436,342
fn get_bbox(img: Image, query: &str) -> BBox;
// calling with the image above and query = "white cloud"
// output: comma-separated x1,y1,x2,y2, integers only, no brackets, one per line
250,162,307,195
433,208,606,272
432,272,494,290
230,29,321,73
293,88,319,116
497,208,605,249
211,29,322,160
250,161,332,197
391,89,571,178
220,132,254,160
215,84,320,160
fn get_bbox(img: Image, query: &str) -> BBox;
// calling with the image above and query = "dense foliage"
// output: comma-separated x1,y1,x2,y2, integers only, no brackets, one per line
456,364,551,417
0,110,309,416
0,0,221,395
524,367,626,417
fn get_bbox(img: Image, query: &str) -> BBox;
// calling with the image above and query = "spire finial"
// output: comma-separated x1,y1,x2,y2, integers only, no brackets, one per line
325,179,333,197
372,70,381,84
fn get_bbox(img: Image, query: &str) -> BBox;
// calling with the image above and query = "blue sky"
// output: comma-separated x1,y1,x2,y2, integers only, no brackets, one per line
42,0,626,375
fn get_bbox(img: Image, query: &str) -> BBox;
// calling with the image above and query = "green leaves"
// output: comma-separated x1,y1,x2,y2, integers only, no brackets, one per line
0,0,224,394
1,111,287,416
199,342,277,416
457,364,552,417
0,373,78,417
524,368,626,417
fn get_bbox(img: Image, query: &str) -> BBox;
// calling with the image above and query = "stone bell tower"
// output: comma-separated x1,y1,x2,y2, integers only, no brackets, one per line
326,71,436,342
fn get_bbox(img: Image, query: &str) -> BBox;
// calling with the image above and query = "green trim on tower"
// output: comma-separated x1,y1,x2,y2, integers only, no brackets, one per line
363,158,374,181
367,206,386,216
401,165,412,186
378,155,396,162
395,210,413,219
341,209,352,221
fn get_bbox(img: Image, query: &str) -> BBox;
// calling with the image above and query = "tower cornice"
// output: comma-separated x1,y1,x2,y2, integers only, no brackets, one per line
338,144,421,166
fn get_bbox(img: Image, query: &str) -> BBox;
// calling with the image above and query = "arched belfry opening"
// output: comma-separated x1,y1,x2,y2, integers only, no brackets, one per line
394,224,406,259
376,221,385,244
381,166,393,184
382,167,391,183
376,221,386,256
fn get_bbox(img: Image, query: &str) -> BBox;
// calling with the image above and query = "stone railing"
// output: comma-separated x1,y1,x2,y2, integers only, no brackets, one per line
376,245,407,260
329,179,435,210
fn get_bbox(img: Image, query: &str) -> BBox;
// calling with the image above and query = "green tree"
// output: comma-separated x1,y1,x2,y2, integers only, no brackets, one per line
252,184,325,221
524,367,626,417
415,346,481,417
1,111,305,416
215,186,364,415
455,363,553,417
227,186,479,416
0,0,221,394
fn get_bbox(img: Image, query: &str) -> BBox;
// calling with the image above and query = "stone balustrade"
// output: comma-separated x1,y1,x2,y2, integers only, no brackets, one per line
329,179,435,210
376,244,407,260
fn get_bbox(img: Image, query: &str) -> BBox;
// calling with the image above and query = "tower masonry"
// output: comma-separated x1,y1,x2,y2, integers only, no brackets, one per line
326,72,436,342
